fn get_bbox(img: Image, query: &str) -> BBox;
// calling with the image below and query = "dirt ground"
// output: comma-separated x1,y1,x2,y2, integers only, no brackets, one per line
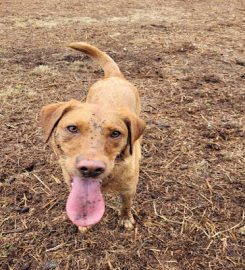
0,0,244,269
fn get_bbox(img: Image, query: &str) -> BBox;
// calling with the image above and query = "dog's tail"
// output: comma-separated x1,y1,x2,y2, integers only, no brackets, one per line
68,42,123,78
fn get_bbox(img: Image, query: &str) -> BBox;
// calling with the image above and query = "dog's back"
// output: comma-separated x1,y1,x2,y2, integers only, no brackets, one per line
69,42,141,115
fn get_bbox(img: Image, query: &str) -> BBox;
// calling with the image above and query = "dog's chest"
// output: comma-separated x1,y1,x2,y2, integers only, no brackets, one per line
102,160,134,193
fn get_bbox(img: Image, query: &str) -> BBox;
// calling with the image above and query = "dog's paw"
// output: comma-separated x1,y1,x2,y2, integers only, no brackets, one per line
119,215,135,229
78,226,90,233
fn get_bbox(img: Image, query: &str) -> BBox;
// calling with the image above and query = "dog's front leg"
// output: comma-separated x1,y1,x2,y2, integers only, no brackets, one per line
59,160,71,187
119,191,136,229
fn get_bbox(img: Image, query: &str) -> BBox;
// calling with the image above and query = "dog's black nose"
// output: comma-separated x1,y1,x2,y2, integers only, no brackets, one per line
77,160,105,178
79,166,105,178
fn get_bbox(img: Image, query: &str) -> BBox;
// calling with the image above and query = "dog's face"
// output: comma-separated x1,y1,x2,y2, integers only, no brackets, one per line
41,100,145,186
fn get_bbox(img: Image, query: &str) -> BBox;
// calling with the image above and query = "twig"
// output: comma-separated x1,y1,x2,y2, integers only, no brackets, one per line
211,211,245,238
32,173,51,192
153,201,182,225
51,175,62,184
46,243,66,252
164,154,180,169
2,228,28,235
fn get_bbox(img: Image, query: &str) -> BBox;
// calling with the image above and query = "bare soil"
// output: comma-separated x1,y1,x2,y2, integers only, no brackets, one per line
0,0,244,269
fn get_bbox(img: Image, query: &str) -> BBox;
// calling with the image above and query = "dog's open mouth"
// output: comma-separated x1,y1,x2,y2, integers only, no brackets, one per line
66,176,105,227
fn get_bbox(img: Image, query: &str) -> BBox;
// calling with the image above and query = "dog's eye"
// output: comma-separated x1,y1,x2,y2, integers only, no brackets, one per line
110,130,121,138
66,125,79,133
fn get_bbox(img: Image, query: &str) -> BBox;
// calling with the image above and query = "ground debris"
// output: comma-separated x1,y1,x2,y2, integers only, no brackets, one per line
0,1,244,270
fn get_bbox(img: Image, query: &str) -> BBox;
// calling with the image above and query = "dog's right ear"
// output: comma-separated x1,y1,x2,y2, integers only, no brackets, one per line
40,99,81,142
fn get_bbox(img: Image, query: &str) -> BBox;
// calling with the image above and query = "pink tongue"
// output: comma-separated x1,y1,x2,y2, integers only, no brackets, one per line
66,176,105,227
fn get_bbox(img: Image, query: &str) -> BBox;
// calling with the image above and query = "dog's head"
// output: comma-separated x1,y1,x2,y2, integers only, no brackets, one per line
40,99,145,185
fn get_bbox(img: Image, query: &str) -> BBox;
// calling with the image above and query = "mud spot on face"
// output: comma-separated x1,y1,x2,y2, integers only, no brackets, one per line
75,156,82,164
93,122,101,129
75,212,87,221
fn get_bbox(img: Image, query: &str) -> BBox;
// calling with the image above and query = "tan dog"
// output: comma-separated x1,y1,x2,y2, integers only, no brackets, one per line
41,42,145,230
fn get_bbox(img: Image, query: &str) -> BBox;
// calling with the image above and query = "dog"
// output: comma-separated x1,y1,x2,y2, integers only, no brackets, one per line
41,42,145,230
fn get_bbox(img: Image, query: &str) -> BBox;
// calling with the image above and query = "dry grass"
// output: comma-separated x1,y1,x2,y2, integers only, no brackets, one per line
0,86,38,104
0,0,245,269
30,65,59,76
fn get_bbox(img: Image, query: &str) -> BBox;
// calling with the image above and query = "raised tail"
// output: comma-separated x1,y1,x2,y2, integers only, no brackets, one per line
68,42,123,78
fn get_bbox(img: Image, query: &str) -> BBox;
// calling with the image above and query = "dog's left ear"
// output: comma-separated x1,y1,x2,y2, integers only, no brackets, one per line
123,111,146,155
